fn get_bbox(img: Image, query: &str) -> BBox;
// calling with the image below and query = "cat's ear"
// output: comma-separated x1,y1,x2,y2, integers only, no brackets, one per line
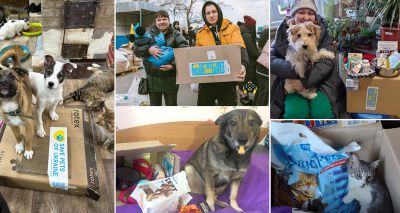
370,159,380,169
348,154,360,169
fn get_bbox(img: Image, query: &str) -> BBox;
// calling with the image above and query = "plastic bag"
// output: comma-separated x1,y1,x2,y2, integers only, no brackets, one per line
127,75,150,106
131,171,192,213
271,122,360,213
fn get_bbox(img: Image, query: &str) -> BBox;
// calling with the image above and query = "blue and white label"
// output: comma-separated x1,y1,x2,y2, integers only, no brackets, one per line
366,87,379,110
189,60,230,77
48,127,68,190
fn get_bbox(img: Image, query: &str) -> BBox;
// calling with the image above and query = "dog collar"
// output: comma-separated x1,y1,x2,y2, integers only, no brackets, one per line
4,109,34,120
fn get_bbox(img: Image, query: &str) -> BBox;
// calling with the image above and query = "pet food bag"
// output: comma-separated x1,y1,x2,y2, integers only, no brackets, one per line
271,122,360,213
131,171,192,213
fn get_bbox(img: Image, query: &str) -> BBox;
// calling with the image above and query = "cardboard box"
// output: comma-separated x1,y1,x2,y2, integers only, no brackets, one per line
0,108,100,200
116,121,268,151
272,122,400,212
116,140,180,206
175,44,242,84
347,76,400,116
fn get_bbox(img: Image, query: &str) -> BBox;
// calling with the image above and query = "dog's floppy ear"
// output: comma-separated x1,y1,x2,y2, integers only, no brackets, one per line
215,113,227,126
306,22,321,42
287,25,300,42
62,62,77,73
251,111,263,126
286,18,296,28
44,55,55,67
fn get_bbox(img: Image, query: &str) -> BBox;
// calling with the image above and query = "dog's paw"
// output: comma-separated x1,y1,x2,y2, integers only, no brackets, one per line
308,92,318,99
343,194,353,204
24,150,34,160
15,142,24,154
215,200,230,208
37,128,46,137
58,99,63,106
50,112,59,121
206,199,215,211
230,201,243,212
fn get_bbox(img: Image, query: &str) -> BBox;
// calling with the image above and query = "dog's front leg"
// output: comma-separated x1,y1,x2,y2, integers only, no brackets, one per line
230,179,244,212
24,120,34,159
49,102,59,121
36,104,46,137
205,171,216,211
9,125,24,154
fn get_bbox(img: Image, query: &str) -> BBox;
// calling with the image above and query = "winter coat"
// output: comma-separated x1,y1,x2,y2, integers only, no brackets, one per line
133,25,188,93
240,24,260,82
270,15,348,118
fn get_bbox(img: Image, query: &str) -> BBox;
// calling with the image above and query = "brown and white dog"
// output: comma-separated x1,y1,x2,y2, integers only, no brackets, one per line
285,20,335,99
0,49,35,159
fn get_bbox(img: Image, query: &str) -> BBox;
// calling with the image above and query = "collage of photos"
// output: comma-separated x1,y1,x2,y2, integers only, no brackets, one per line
0,0,399,213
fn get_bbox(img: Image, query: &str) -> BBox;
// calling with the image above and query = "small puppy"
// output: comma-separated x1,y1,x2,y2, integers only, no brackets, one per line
29,55,76,137
0,49,35,159
285,21,335,99
184,109,262,211
0,19,29,40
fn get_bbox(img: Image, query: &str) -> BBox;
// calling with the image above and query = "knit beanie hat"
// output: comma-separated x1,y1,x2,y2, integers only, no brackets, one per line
244,15,256,27
290,0,317,17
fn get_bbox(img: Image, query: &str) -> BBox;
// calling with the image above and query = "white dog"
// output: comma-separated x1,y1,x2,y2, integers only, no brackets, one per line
285,21,335,99
0,19,29,40
29,55,76,137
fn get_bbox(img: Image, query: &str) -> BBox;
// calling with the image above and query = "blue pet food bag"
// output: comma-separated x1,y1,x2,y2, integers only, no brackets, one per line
271,122,360,213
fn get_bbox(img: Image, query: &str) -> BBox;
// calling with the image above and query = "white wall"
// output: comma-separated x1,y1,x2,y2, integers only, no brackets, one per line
116,106,269,130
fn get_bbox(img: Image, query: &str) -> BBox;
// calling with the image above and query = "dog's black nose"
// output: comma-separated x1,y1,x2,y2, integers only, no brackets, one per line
48,82,54,88
302,45,308,49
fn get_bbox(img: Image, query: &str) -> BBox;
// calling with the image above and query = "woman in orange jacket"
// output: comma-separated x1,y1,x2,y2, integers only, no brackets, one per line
195,1,248,106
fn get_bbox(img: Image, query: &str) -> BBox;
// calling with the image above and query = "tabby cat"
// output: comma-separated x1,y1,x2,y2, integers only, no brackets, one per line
343,154,393,213
291,172,324,211
63,64,114,111
95,105,114,153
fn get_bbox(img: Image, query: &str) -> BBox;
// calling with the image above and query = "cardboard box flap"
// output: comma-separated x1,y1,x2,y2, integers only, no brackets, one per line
381,128,400,212
116,121,268,151
116,141,175,157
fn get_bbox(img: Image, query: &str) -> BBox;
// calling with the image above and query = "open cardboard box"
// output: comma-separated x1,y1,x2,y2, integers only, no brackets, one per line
175,44,242,84
0,108,100,200
347,76,400,117
116,121,268,206
116,121,268,151
272,122,400,212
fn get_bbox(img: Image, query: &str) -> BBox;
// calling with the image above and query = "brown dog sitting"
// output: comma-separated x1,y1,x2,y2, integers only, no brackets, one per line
0,49,35,159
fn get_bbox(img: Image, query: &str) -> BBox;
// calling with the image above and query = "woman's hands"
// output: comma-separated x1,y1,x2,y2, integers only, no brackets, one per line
149,46,164,59
237,65,246,82
160,65,173,71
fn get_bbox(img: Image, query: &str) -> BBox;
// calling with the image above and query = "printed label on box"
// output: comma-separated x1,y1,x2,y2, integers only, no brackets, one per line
48,127,68,190
346,78,359,90
207,51,216,60
366,87,379,110
189,60,230,77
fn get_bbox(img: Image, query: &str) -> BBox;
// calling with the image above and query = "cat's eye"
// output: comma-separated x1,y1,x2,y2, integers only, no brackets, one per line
355,172,362,179
367,176,373,181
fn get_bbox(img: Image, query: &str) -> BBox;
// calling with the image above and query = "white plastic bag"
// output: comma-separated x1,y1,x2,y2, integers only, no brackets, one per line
131,171,192,213
190,83,199,93
127,75,149,106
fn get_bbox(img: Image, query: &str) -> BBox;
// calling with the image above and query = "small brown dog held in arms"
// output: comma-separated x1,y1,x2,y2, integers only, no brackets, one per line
0,49,35,159
284,20,335,100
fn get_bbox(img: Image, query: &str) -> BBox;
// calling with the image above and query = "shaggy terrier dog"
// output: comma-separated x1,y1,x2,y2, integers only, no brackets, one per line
284,20,335,99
